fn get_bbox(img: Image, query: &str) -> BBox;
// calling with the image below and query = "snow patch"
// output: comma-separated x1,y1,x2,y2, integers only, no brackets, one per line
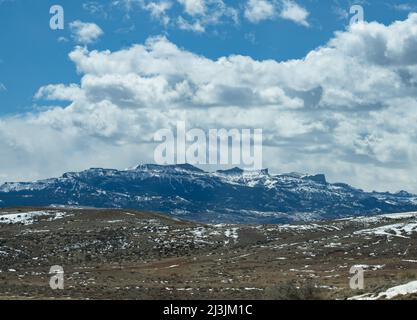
0,211,67,225
350,281,417,300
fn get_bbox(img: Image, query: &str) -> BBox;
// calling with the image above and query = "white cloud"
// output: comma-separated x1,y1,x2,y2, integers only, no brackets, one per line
57,36,69,43
142,0,173,26
83,1,109,18
175,0,238,33
178,0,206,16
113,0,237,32
35,84,83,101
101,0,310,31
244,0,309,26
393,3,417,12
244,0,275,23
177,16,205,32
110,0,173,26
3,15,417,192
69,20,104,44
0,83,6,92
279,0,309,26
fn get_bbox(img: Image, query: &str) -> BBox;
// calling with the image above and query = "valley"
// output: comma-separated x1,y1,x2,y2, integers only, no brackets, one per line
1,207,417,300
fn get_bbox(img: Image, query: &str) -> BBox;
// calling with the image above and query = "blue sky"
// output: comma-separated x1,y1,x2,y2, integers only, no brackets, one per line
1,0,417,192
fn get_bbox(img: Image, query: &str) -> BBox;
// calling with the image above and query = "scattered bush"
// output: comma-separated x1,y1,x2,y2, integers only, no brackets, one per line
264,280,325,300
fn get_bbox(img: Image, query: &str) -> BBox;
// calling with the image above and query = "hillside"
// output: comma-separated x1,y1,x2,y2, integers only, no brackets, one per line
1,207,417,300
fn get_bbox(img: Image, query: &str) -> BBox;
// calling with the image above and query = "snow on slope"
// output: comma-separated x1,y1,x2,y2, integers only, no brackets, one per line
0,211,67,225
355,221,417,239
2,164,417,224
350,281,417,300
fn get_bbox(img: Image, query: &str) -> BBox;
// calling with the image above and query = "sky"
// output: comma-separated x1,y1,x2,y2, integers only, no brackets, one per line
1,0,417,192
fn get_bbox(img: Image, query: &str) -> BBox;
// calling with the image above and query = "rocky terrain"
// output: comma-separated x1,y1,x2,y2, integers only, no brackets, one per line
1,164,417,224
1,207,417,300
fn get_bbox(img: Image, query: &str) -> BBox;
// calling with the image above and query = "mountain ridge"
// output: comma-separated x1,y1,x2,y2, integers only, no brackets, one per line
1,163,417,224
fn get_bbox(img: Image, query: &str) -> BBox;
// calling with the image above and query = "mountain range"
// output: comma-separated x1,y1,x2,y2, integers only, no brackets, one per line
1,164,417,224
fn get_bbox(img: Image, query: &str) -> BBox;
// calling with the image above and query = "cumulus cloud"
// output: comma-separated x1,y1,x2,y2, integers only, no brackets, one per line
178,0,206,16
3,15,417,192
244,0,309,26
35,84,83,101
244,0,275,23
279,0,309,26
69,20,104,44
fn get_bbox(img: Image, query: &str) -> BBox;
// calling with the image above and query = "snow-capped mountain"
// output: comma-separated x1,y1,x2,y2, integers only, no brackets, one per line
1,164,417,224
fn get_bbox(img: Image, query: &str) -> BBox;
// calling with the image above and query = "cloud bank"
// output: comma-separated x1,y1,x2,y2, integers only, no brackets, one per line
2,14,417,192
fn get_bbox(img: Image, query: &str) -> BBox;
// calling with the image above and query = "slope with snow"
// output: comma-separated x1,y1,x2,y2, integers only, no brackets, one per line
1,164,417,224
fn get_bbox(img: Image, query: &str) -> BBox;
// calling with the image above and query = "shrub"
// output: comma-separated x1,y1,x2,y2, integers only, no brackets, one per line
264,280,325,300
